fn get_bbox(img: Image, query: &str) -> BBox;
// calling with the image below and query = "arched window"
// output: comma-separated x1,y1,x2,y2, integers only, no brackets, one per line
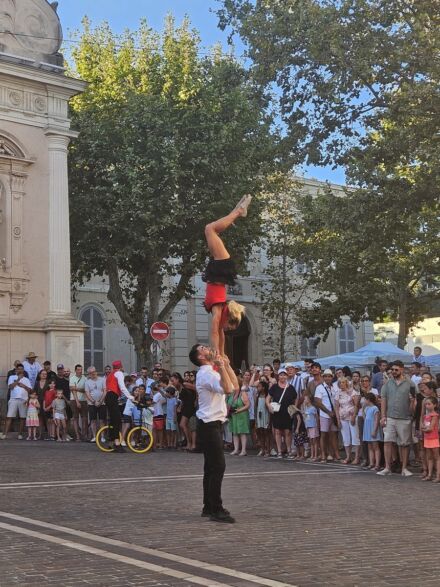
339,323,355,354
80,306,105,372
300,336,319,359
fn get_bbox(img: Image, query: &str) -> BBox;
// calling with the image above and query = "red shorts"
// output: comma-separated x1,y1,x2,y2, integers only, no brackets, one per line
204,283,227,313
153,416,165,431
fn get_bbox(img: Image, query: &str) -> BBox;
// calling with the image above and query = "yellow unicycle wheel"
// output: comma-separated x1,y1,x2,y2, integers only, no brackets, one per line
127,426,154,454
96,425,123,452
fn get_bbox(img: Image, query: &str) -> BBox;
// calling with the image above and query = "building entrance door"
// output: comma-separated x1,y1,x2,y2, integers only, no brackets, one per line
225,316,250,371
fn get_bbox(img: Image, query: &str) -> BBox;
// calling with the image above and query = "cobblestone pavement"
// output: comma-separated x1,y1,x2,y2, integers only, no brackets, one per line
0,440,437,586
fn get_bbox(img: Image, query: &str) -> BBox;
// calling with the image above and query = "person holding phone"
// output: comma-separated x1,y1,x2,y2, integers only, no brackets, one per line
377,360,416,477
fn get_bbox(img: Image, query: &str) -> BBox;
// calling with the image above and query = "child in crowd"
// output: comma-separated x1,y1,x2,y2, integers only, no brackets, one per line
362,392,383,470
421,397,440,482
152,383,166,449
52,389,68,442
165,387,178,449
26,390,40,441
302,393,319,461
122,385,140,445
292,407,308,460
159,375,170,424
43,380,57,440
255,381,271,456
133,384,154,433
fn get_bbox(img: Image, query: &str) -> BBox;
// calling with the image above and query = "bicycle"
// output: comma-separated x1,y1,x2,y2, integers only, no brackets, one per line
126,403,154,454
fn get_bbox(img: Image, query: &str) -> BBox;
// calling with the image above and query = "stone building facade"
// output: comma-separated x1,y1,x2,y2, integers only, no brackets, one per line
0,0,86,391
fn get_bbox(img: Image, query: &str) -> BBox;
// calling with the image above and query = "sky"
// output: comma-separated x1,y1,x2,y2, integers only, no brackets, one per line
57,0,345,185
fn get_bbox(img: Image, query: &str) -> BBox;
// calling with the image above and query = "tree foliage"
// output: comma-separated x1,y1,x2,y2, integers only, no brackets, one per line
219,1,440,170
297,185,440,348
255,174,309,360
68,17,281,365
220,1,440,347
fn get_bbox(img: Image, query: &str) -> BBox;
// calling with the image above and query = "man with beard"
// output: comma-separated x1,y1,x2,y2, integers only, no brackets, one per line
189,344,238,523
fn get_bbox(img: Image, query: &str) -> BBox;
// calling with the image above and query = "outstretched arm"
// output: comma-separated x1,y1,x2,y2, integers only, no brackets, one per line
213,355,234,395
222,355,239,392
219,327,226,357
210,305,223,355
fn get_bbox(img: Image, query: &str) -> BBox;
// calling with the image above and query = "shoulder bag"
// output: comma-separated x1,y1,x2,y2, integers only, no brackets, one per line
324,384,339,427
270,386,288,413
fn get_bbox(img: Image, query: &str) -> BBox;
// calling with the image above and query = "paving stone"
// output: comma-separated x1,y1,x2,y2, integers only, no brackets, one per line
0,440,436,586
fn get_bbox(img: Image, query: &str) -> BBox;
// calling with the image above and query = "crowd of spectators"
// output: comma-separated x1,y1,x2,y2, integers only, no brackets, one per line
2,348,440,480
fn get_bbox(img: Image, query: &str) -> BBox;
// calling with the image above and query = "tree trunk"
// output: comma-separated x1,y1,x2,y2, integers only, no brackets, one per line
397,293,408,350
107,261,194,370
279,247,288,361
120,321,151,369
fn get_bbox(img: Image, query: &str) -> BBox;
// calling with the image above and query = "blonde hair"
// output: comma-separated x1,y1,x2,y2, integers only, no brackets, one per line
338,377,351,390
226,300,245,326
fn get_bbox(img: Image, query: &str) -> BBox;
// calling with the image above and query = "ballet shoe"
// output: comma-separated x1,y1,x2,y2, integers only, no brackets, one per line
234,195,252,217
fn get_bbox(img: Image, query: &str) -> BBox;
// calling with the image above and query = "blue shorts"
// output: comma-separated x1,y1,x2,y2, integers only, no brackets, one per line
166,419,177,431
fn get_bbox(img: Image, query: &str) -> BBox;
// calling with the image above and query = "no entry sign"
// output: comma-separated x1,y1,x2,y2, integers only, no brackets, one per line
150,322,170,341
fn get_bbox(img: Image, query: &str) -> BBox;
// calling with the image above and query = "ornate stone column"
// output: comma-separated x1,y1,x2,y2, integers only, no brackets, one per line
45,130,77,319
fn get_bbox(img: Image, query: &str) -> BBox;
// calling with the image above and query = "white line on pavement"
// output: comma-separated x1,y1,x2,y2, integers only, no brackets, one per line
0,521,232,587
0,468,364,489
0,511,297,587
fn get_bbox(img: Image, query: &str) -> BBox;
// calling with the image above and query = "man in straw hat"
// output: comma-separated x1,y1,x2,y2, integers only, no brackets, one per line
23,352,42,388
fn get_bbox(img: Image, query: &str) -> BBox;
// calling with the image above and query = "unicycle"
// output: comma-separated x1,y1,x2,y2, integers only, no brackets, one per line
126,404,154,454
96,424,123,453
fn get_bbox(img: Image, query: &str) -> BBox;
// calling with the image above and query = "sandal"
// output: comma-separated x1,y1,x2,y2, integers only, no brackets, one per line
341,459,350,465
432,479,440,483
422,476,432,481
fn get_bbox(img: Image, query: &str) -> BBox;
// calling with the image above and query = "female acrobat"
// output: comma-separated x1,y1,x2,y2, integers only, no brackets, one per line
202,196,251,356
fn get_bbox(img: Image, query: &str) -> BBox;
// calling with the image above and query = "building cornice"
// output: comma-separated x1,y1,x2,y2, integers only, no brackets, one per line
0,60,87,96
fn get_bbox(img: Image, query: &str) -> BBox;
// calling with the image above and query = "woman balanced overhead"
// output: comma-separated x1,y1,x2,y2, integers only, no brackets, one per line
202,196,251,356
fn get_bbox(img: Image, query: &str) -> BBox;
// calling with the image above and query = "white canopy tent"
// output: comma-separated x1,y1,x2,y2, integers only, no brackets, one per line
426,354,440,367
287,342,414,370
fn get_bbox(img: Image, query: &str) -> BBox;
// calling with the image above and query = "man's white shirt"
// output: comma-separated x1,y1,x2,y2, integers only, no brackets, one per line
411,374,422,388
114,370,133,400
412,354,426,364
135,377,155,394
196,364,227,423
314,382,335,419
7,375,31,400
22,361,42,387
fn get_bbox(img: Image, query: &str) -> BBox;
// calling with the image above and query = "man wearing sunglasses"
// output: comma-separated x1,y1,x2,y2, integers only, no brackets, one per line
377,360,416,477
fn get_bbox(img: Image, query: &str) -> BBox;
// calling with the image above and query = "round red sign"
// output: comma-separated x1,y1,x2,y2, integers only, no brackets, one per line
150,322,170,341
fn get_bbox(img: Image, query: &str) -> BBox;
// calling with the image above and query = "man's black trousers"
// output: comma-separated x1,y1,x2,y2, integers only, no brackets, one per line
105,391,121,441
197,420,226,513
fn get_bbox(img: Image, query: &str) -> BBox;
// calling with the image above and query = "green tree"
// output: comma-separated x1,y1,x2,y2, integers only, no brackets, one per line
255,175,309,360
220,0,440,348
68,17,281,365
297,185,440,349
219,1,440,173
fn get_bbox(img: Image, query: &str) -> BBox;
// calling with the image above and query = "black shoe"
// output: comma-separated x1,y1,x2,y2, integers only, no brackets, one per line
202,507,230,517
210,509,235,524
113,445,127,453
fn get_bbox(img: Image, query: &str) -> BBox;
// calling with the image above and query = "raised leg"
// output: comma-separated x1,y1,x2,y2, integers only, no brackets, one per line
205,197,252,260
205,211,240,260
